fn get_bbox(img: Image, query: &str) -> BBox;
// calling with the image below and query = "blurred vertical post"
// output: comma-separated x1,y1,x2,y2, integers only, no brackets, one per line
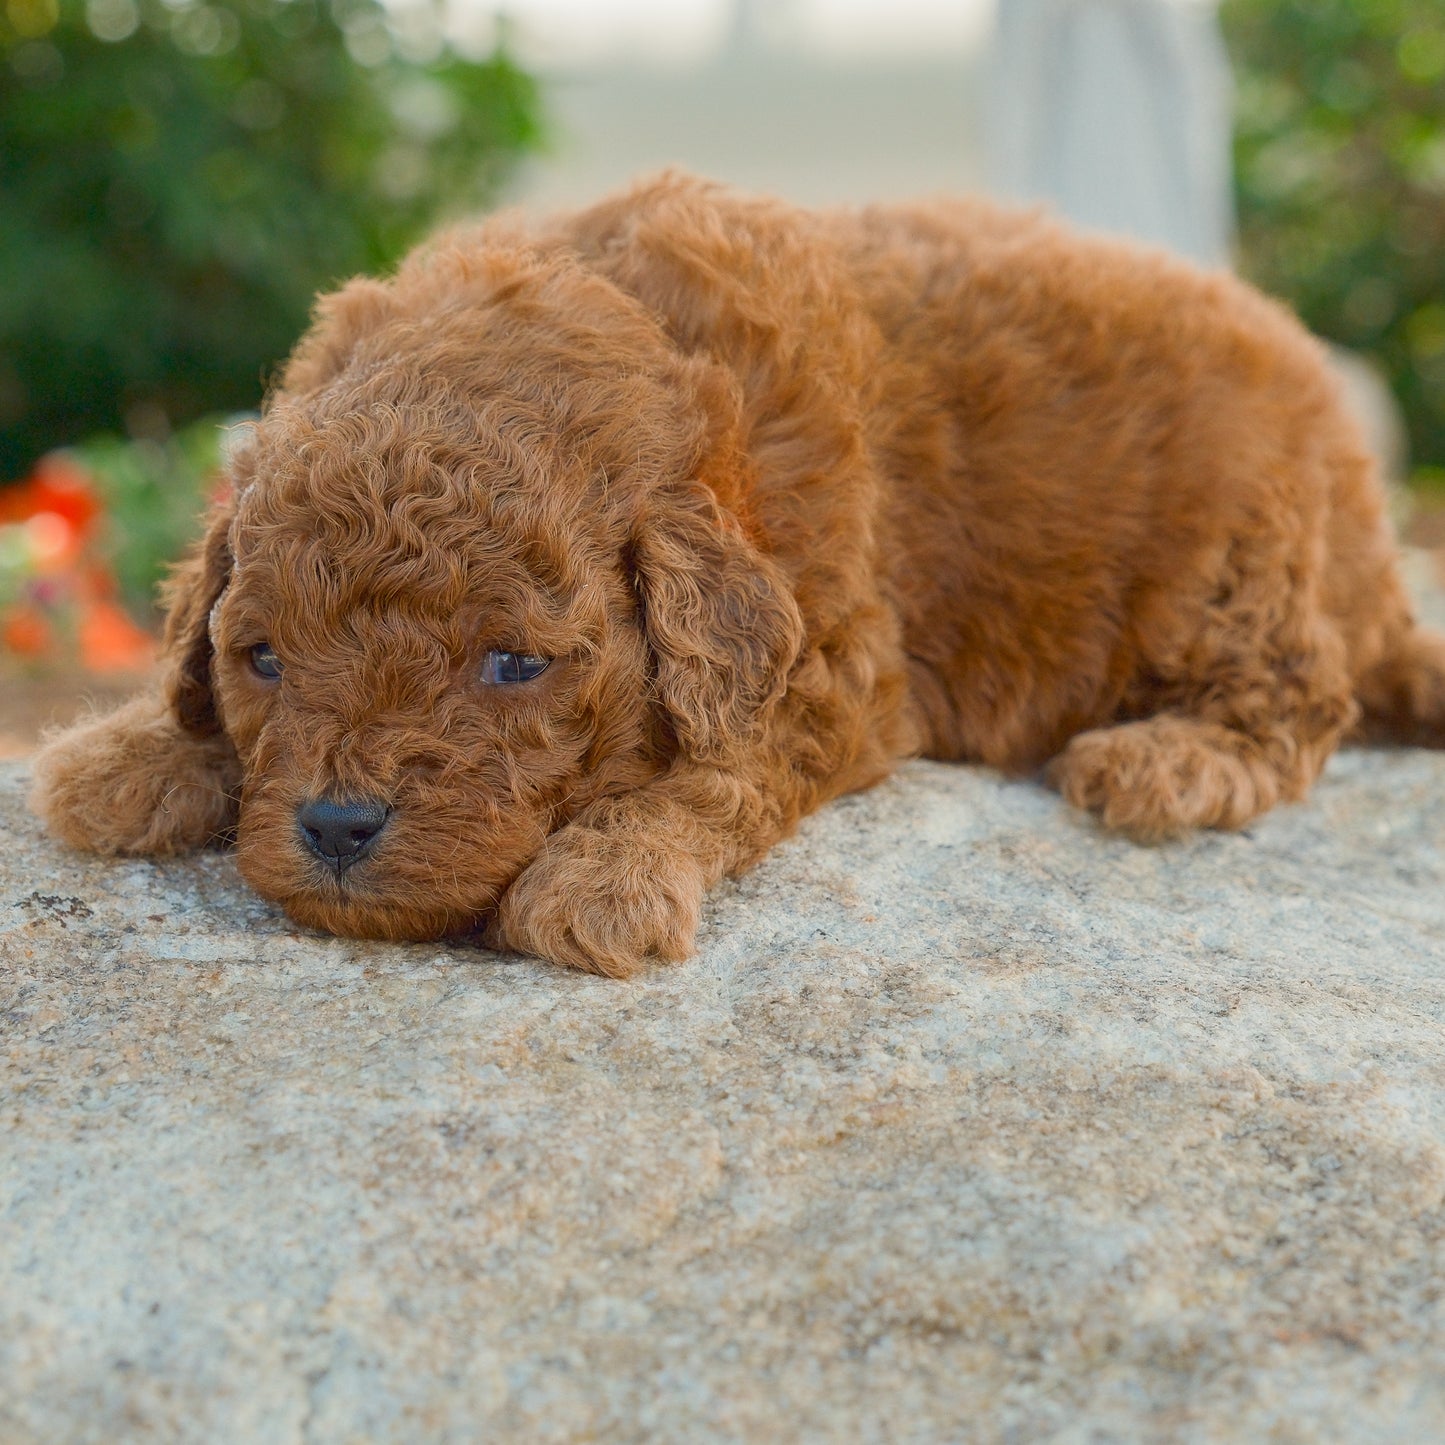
983,0,1234,267
724,0,798,52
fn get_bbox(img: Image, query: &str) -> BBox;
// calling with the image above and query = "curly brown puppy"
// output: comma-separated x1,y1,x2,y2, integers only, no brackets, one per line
30,173,1445,974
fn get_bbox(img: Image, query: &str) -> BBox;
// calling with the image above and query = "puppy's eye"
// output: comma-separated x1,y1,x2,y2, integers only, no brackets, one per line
249,642,283,680
480,650,550,685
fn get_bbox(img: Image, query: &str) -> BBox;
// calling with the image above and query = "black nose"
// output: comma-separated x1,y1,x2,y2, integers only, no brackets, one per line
297,797,391,870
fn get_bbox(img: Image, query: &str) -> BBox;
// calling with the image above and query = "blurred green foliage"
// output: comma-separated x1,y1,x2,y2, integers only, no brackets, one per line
69,416,229,613
1222,0,1445,474
0,0,540,484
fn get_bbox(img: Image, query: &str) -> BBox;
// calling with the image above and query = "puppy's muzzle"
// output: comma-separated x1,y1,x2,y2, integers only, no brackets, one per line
297,796,391,872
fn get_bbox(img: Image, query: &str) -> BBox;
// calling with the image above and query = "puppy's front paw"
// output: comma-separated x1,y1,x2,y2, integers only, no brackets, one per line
31,695,240,855
487,826,706,977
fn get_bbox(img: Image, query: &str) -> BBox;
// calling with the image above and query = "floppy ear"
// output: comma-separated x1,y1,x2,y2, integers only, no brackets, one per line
29,498,241,856
631,477,803,765
161,496,235,736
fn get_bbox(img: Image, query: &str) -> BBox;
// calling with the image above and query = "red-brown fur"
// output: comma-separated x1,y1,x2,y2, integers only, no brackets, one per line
29,174,1445,974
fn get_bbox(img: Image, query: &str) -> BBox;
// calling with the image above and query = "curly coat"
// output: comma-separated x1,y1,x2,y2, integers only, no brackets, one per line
30,174,1445,974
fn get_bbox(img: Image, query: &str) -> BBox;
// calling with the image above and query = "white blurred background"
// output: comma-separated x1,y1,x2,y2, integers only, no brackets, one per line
460,0,996,209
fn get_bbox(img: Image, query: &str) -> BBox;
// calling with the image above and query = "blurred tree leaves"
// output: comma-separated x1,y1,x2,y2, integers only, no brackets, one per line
1222,0,1445,473
70,415,231,614
0,0,540,482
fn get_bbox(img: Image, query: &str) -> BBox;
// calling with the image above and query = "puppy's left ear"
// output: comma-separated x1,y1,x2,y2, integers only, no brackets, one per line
631,477,803,764
161,496,236,736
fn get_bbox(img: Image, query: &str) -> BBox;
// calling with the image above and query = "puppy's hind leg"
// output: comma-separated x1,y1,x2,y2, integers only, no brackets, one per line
1047,710,1347,838
1355,624,1445,747
1048,544,1357,838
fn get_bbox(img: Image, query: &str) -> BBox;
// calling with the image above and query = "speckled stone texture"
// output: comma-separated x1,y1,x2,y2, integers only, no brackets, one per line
4,738,1445,1442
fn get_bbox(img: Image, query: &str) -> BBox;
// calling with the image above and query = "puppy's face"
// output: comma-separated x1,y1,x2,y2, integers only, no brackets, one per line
205,405,665,942
163,246,801,944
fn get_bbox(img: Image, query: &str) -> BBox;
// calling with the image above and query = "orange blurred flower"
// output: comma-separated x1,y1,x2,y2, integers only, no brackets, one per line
78,599,155,673
22,511,79,572
2,607,54,658
1,452,156,674
0,454,103,535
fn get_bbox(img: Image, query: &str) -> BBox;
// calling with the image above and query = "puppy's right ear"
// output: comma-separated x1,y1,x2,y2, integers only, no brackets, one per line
29,498,241,857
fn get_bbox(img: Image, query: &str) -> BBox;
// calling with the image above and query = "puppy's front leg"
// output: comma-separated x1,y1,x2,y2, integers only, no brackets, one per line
496,447,821,975
487,765,757,977
31,692,241,856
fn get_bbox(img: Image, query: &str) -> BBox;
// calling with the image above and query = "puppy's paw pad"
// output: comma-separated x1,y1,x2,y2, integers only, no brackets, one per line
489,831,705,976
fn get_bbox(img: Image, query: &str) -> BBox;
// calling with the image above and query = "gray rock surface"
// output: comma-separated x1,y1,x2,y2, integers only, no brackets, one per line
4,737,1445,1442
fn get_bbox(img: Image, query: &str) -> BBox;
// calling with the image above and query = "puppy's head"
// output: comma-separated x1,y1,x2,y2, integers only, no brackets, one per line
162,242,800,940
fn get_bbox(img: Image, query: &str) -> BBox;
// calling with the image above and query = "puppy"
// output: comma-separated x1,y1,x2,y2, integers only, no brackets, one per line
31,173,1445,974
